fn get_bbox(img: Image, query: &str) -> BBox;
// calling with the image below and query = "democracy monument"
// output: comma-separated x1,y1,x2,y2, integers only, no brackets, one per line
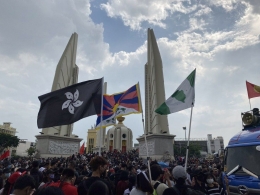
36,29,175,159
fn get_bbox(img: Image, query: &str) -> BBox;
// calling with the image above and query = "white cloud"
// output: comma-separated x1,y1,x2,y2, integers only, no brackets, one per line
100,0,197,30
236,1,260,37
194,6,212,17
0,53,39,76
188,18,207,31
163,17,258,66
209,0,237,12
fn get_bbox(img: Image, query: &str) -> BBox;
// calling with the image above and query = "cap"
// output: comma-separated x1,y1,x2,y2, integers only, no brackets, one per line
8,172,22,184
172,166,187,180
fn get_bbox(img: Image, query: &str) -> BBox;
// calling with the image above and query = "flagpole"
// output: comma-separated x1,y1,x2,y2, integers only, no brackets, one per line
141,113,152,182
184,106,194,171
99,77,104,156
137,82,152,182
249,99,251,110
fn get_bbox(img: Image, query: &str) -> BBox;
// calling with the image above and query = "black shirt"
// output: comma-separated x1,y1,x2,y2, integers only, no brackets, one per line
77,177,113,195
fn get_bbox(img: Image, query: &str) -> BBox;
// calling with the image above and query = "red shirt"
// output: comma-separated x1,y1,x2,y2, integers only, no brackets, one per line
49,181,78,195
116,180,128,195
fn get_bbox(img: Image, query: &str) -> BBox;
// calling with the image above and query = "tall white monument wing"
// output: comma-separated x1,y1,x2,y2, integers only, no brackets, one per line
145,28,169,134
52,33,78,91
42,33,79,137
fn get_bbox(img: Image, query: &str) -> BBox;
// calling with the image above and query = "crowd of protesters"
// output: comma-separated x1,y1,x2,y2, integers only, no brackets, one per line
0,149,229,195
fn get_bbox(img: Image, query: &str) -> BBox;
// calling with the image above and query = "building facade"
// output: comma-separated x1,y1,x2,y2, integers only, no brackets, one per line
106,117,133,152
14,140,35,157
174,134,224,155
174,138,208,156
0,122,17,156
0,122,17,136
86,127,97,153
207,134,224,154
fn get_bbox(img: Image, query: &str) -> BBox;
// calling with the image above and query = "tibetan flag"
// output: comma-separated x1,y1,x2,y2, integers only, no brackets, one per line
37,78,103,128
79,142,85,154
96,83,142,128
155,69,196,115
246,81,260,99
96,92,124,128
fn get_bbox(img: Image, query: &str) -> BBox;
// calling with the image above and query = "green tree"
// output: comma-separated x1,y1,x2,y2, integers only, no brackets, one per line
174,143,186,156
0,133,20,153
174,142,201,157
26,146,36,157
188,143,201,157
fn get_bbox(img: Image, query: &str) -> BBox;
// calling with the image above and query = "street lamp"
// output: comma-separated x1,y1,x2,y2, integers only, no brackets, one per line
179,143,181,155
183,127,186,140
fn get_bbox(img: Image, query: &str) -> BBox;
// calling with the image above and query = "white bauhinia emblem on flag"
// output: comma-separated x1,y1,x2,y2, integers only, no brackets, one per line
62,89,83,114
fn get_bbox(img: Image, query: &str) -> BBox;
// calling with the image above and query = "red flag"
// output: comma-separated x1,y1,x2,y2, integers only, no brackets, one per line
0,150,10,160
79,142,85,155
246,81,260,99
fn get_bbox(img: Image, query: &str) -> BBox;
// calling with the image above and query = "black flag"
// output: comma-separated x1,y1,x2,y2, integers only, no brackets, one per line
37,78,103,128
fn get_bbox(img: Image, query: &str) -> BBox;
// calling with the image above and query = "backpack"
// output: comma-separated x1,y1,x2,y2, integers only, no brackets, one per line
153,182,161,195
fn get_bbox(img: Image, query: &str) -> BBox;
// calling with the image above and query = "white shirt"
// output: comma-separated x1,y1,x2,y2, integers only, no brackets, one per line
130,188,146,195
124,188,131,195
186,173,192,185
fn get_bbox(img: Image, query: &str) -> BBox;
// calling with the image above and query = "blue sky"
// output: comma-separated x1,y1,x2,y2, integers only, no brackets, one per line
0,0,260,148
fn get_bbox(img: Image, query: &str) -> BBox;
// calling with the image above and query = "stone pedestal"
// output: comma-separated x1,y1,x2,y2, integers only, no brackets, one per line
92,146,106,153
35,135,82,158
137,134,175,161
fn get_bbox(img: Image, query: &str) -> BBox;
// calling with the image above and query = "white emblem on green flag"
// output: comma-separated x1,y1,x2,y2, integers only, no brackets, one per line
155,69,196,115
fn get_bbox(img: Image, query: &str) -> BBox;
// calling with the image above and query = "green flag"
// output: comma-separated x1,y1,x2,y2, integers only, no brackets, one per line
155,69,196,115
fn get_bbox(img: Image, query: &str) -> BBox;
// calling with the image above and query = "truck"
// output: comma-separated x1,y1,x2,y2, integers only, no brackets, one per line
225,108,260,195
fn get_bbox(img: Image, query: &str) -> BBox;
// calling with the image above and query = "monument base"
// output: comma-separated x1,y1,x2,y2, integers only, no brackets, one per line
35,134,82,158
137,133,175,161
92,146,106,153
